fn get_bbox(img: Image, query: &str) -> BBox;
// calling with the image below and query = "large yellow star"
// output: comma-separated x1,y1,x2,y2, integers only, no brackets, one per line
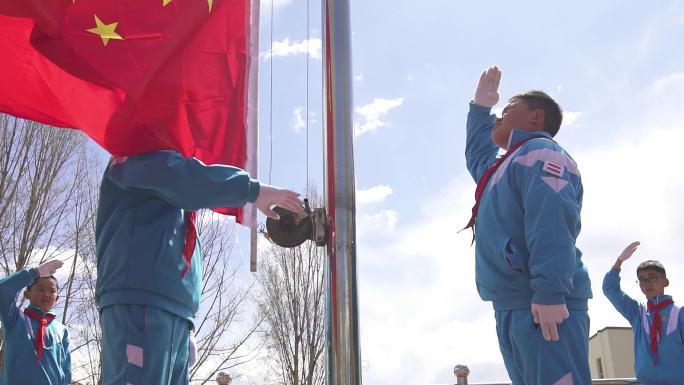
163,0,212,11
86,15,123,46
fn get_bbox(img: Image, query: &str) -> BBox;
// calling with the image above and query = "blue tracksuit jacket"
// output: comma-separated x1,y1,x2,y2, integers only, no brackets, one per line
465,103,592,310
603,268,684,385
95,150,260,322
0,269,71,385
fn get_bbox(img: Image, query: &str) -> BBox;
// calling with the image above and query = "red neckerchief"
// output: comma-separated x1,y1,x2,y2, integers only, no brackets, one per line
463,139,531,240
23,307,56,365
181,211,197,277
647,298,674,365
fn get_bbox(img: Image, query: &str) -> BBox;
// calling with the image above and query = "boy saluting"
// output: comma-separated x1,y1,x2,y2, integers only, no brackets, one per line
464,66,592,384
0,259,71,385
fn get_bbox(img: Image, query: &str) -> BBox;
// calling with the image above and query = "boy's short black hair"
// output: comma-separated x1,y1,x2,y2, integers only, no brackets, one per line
27,275,59,290
636,260,666,277
510,90,563,137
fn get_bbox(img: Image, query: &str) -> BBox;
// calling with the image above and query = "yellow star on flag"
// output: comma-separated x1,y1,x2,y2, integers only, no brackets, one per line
86,15,123,46
163,0,212,11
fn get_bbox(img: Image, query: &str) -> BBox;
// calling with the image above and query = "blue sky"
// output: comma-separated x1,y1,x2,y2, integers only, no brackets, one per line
249,1,684,384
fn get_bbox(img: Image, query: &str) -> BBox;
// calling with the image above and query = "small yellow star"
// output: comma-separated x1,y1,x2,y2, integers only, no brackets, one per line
163,0,212,11
86,15,123,46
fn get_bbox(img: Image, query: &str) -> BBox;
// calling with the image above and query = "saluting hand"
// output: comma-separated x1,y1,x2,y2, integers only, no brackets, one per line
36,260,64,277
618,241,640,262
474,66,501,108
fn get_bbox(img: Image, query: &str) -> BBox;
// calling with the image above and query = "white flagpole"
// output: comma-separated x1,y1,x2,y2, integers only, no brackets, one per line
246,0,260,272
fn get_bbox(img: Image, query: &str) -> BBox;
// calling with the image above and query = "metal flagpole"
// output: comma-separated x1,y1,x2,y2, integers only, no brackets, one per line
323,0,361,384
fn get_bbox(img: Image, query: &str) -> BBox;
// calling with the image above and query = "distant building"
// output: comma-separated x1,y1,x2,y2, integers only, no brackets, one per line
588,326,635,379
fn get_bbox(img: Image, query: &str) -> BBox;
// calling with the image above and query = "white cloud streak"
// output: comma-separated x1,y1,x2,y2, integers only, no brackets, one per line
261,38,322,61
563,111,582,127
357,185,393,204
291,107,305,134
354,97,404,137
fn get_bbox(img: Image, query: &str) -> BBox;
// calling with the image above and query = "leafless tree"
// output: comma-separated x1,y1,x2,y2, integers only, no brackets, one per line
189,211,264,384
60,144,105,385
0,115,83,270
254,195,326,385
0,114,94,373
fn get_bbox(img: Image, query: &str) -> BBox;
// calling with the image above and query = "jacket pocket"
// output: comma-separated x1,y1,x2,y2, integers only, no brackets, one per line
504,239,528,275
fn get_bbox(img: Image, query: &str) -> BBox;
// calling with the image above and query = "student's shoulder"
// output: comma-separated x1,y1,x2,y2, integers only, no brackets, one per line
520,136,563,151
513,138,579,173
48,317,69,331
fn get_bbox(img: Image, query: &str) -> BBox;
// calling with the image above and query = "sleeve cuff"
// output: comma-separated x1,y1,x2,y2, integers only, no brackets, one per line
246,179,260,203
532,292,566,305
469,101,493,113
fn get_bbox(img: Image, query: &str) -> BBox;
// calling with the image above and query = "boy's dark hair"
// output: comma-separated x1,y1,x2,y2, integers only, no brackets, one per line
636,260,666,277
27,275,59,290
510,90,563,137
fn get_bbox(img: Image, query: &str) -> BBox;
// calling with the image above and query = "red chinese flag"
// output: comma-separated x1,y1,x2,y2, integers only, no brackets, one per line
0,0,259,223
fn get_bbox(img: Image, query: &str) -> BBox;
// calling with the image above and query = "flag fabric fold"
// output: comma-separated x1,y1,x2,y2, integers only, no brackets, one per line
0,0,259,222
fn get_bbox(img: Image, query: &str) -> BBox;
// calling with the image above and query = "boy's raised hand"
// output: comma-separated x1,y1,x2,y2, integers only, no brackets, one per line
618,241,640,261
36,260,63,277
474,66,501,108
255,184,305,220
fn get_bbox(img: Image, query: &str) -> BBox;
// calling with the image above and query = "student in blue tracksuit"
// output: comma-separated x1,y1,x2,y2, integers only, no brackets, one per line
0,260,71,385
603,241,684,385
464,66,591,385
96,150,304,385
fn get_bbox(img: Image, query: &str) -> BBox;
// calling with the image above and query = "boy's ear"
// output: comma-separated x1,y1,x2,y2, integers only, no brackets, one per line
530,108,545,128
23,289,29,299
664,278,670,287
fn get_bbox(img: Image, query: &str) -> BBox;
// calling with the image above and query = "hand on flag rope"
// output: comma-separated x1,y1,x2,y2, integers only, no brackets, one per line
255,184,305,220
474,66,501,108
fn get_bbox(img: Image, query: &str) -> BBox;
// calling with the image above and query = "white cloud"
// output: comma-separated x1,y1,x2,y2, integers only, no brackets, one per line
357,210,399,238
563,111,582,127
357,185,393,204
291,107,306,134
260,38,322,61
650,72,684,94
357,178,510,384
354,97,404,137
354,73,364,82
290,107,317,134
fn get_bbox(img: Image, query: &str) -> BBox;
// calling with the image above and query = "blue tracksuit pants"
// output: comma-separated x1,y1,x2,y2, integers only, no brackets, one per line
495,310,591,385
100,305,190,385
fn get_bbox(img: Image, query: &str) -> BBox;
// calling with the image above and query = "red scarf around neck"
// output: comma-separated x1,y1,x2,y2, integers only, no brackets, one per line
23,307,56,365
181,211,197,277
463,139,531,238
647,298,674,365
